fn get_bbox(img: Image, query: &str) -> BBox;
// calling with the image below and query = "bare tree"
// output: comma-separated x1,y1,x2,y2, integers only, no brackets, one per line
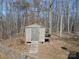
60,0,64,36
66,0,70,33
49,0,54,35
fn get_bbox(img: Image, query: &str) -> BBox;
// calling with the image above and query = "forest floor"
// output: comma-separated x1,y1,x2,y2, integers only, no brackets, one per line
0,32,79,59
0,52,11,59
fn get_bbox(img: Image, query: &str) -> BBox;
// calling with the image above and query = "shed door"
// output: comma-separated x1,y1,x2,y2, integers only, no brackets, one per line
39,28,45,42
25,28,31,42
31,28,39,41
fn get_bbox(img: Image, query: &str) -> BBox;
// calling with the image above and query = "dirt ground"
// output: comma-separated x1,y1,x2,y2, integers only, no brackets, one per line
0,33,79,59
0,52,11,59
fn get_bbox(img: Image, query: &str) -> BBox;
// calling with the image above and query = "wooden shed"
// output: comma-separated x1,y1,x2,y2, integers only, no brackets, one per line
25,23,45,43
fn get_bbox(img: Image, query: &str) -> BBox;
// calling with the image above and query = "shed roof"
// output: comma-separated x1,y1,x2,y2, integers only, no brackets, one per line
26,23,45,28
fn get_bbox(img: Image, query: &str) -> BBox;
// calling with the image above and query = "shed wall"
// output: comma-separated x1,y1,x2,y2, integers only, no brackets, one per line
25,28,45,42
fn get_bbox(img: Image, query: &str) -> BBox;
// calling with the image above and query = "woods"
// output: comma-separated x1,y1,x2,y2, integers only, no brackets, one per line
0,0,79,39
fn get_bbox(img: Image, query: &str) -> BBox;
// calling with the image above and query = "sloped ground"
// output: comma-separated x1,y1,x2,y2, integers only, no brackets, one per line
35,40,69,59
52,32,79,52
0,33,79,59
34,38,78,59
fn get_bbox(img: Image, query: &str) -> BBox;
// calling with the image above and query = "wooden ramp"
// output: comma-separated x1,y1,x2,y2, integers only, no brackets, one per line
29,41,38,54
